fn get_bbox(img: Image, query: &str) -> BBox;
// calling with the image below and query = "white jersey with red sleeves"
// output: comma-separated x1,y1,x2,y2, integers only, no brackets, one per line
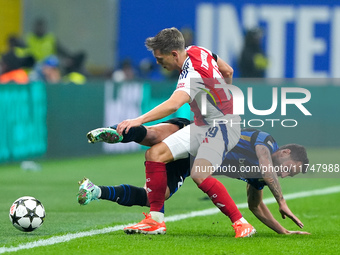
175,46,236,126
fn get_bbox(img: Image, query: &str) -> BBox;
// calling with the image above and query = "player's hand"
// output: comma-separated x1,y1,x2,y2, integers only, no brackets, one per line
285,230,310,235
279,203,304,229
116,118,143,135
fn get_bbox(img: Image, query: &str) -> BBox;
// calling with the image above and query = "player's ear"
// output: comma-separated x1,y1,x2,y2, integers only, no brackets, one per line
282,149,291,155
171,50,178,58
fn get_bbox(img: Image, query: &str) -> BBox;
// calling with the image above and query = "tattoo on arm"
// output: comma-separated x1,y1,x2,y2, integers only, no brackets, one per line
256,145,284,203
264,173,284,202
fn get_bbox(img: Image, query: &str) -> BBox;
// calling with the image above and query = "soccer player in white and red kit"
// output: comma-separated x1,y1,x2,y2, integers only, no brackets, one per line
117,27,256,237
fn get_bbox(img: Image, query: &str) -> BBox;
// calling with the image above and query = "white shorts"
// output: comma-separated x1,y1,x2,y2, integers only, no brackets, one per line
163,116,241,166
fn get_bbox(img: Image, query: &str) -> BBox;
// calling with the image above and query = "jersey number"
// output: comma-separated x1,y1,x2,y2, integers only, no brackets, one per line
206,127,218,138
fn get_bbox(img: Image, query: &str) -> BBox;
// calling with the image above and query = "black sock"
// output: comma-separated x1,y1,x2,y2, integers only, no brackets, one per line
99,184,148,207
109,125,147,143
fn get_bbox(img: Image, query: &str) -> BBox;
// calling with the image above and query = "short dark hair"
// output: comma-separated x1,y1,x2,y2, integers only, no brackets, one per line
145,27,185,55
278,144,309,173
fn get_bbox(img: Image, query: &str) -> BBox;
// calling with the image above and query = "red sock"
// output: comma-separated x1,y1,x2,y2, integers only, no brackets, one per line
198,177,242,223
145,161,167,213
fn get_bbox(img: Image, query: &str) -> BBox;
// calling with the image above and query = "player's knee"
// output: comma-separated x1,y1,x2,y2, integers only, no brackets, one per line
145,143,172,162
145,147,160,161
191,175,205,186
191,164,211,185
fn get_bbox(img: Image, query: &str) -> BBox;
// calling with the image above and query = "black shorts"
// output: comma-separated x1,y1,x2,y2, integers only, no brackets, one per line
162,118,191,197
166,157,191,198
161,117,191,129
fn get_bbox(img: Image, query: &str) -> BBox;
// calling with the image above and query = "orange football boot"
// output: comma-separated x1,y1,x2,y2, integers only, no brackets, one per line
232,220,256,238
124,213,166,235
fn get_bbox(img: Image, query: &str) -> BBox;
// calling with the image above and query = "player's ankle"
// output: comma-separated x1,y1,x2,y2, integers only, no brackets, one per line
97,187,102,199
150,211,164,223
233,217,248,225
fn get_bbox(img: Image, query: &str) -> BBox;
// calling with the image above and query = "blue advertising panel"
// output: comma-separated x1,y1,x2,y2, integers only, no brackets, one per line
118,0,340,78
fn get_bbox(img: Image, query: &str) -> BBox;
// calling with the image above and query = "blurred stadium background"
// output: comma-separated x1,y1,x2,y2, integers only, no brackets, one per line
0,0,339,163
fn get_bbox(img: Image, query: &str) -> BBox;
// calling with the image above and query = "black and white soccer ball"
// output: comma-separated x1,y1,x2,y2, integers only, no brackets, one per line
9,196,45,232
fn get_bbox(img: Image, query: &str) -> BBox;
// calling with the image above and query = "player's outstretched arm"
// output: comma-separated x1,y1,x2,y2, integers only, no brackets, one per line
255,145,285,204
116,91,190,135
247,184,310,235
247,184,287,234
255,145,305,229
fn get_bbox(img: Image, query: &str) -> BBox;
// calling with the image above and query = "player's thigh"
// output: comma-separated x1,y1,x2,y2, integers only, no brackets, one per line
163,124,203,160
142,123,180,146
196,123,240,166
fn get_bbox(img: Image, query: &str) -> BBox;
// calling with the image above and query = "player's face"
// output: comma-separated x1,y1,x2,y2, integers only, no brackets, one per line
278,160,303,178
153,49,178,71
272,149,303,178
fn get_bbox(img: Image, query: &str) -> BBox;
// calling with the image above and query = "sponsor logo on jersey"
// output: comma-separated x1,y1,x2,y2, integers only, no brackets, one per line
177,82,185,89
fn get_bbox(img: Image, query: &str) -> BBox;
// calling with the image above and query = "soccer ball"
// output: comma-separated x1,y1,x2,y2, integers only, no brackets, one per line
9,196,46,232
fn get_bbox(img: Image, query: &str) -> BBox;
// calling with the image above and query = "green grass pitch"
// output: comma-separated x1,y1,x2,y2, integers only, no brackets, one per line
0,148,339,254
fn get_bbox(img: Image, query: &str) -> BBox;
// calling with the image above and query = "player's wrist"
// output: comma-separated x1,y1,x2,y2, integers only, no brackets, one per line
136,116,146,125
278,199,287,207
278,228,289,234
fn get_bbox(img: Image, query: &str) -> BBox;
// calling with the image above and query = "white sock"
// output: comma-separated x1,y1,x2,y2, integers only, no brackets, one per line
150,211,164,223
234,217,248,224
94,185,101,199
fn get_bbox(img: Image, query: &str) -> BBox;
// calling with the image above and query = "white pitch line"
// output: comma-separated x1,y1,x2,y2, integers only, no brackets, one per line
1,185,340,254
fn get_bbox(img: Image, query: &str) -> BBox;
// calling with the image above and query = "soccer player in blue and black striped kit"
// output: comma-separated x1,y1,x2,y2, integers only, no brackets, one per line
79,118,310,235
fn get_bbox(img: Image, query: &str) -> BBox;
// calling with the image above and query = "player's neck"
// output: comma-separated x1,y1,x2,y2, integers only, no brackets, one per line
177,51,188,70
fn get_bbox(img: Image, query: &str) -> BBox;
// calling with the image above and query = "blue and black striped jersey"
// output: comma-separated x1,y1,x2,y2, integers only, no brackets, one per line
218,128,279,190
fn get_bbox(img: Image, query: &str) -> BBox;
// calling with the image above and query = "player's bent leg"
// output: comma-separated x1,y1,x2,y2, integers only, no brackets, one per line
191,158,256,238
124,143,173,234
144,142,173,215
98,184,172,207
125,127,190,234
77,181,172,207
141,117,190,147
77,157,186,207
100,184,148,206
87,117,189,146
87,125,147,144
